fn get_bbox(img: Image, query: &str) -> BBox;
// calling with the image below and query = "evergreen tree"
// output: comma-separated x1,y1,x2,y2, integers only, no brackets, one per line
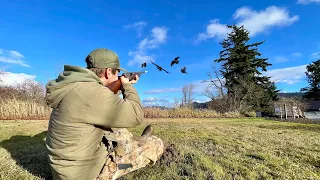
214,25,279,111
301,58,320,100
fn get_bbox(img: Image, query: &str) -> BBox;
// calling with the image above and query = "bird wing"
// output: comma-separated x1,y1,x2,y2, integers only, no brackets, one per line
150,60,160,68
162,68,171,74
150,59,170,73
171,61,175,66
150,60,165,70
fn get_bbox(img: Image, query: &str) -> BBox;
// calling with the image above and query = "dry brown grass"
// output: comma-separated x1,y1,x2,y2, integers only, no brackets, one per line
0,99,245,120
0,98,51,120
143,107,243,118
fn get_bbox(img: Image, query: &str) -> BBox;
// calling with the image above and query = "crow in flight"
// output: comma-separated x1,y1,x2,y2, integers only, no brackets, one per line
171,57,180,66
181,66,187,74
141,62,147,68
150,60,171,74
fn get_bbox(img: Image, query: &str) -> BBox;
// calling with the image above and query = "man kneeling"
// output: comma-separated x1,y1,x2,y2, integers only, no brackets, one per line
45,48,164,180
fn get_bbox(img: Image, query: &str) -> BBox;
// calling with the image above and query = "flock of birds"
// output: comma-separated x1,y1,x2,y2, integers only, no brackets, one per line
140,57,187,74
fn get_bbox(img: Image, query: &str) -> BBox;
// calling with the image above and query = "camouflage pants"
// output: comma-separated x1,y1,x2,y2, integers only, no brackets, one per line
96,128,164,180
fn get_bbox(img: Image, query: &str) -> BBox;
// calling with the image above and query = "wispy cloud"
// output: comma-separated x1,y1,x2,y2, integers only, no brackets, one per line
142,96,211,108
194,19,230,43
0,49,30,67
292,52,303,57
144,88,181,94
310,52,320,59
195,6,299,43
0,71,36,87
297,0,320,4
263,64,307,84
142,96,172,107
143,79,213,96
274,56,289,63
128,26,168,66
124,21,147,37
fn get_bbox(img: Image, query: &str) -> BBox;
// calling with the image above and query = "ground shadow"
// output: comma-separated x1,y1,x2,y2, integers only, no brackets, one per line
0,131,52,180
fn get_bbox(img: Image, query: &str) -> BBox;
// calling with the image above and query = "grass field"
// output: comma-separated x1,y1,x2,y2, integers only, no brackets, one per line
0,118,319,180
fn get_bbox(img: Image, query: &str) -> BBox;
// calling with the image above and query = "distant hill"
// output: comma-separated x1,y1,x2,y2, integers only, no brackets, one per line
143,105,171,109
192,102,209,109
277,92,304,98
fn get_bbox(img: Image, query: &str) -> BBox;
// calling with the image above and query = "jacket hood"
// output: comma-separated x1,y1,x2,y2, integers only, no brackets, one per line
45,65,103,108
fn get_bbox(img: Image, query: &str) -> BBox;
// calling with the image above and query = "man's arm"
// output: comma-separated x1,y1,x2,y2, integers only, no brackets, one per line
86,83,144,128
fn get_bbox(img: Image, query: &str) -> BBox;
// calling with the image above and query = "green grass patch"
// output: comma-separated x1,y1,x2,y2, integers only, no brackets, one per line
0,118,319,180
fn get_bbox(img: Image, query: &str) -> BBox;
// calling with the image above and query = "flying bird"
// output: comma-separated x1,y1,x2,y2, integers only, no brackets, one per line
181,66,187,74
141,62,147,68
171,57,180,66
150,60,171,74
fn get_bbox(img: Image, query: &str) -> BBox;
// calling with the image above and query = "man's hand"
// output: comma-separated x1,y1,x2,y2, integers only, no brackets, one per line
129,75,139,84
119,74,139,85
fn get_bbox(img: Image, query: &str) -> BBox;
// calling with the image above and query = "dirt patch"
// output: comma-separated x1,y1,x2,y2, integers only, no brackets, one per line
156,143,181,166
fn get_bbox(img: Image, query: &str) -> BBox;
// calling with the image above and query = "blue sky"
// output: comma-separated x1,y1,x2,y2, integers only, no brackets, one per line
0,0,320,107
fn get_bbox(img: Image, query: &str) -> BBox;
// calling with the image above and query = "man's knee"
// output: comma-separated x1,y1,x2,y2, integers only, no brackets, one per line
140,135,164,162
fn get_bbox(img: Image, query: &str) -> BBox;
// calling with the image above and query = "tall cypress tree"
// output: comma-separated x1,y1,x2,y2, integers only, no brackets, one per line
301,58,320,100
214,25,279,111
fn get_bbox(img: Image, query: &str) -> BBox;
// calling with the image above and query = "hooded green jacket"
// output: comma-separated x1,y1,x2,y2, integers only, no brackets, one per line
45,65,144,180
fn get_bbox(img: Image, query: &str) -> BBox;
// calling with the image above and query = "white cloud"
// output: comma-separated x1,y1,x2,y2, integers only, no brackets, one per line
194,19,230,43
233,6,299,36
274,56,289,63
263,64,307,84
0,49,30,67
297,0,320,4
143,79,218,96
142,97,172,107
144,88,181,94
195,6,299,42
0,71,36,87
194,98,211,103
124,21,147,37
128,26,168,66
8,50,24,59
310,52,320,59
142,96,211,108
292,52,303,57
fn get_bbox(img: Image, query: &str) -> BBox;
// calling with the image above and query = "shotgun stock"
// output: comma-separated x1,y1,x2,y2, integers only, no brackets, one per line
107,71,147,94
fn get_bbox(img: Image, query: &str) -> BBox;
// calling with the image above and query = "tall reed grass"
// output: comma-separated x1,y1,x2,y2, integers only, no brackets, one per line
0,98,51,120
0,98,245,120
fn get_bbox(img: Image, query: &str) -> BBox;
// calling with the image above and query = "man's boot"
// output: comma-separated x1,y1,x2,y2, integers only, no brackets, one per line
132,125,153,142
141,125,153,136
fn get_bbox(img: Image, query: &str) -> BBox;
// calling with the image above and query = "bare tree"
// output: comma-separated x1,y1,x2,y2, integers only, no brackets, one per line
202,63,226,100
182,85,188,107
202,63,265,113
173,97,181,108
181,83,195,108
187,83,195,108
